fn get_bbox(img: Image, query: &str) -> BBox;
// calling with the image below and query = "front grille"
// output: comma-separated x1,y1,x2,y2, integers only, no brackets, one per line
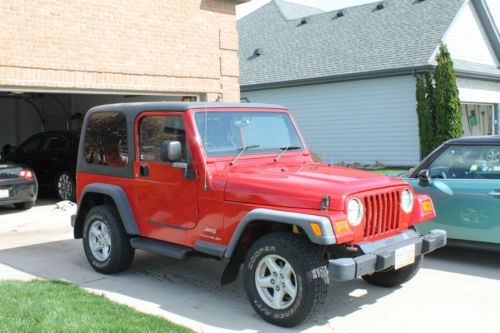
363,190,401,239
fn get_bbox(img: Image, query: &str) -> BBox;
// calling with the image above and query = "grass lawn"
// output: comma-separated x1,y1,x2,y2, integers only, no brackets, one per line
0,280,193,333
366,168,408,175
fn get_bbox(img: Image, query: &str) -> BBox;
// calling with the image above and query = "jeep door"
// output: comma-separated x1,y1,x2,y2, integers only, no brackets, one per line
133,112,198,241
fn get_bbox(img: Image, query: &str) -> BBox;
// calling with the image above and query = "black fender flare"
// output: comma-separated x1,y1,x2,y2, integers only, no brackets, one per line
73,183,139,239
223,208,336,259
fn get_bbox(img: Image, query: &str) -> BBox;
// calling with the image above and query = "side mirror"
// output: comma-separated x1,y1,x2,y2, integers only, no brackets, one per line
418,169,432,187
160,140,182,163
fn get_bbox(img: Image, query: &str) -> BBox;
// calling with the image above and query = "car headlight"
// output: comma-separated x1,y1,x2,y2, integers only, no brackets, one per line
401,189,414,213
347,198,364,226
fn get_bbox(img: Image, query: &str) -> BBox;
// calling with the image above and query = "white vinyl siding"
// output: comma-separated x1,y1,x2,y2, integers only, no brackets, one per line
444,1,499,66
242,75,420,166
457,78,500,104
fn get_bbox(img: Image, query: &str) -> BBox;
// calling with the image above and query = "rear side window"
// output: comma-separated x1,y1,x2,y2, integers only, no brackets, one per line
84,112,128,167
43,135,69,151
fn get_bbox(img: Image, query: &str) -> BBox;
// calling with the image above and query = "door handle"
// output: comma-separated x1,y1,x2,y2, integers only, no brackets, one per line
139,164,149,177
487,191,500,198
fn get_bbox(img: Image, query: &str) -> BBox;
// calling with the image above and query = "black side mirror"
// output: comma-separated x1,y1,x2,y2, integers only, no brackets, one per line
418,169,432,187
160,140,182,163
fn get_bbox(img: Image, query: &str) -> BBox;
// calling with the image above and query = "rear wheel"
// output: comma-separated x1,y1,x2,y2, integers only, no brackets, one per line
56,171,76,202
82,204,135,274
243,232,329,327
14,201,35,210
362,255,423,288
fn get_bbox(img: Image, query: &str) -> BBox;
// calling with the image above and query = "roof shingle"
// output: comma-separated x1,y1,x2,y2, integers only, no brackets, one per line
239,0,466,87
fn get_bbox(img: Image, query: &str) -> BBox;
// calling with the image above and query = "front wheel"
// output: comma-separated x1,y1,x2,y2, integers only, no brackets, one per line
362,255,423,288
243,232,329,327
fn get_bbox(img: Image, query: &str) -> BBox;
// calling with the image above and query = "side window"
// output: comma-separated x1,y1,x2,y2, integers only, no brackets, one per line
43,135,69,151
19,134,42,154
429,145,500,179
139,116,188,163
84,112,128,167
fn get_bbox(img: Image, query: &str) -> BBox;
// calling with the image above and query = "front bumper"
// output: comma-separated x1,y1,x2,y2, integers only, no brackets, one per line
329,229,447,281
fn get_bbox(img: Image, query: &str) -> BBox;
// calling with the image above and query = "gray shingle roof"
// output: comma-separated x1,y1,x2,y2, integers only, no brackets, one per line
238,0,466,88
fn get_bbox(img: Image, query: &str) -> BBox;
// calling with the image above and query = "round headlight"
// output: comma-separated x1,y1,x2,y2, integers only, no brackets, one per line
347,198,364,226
401,189,414,213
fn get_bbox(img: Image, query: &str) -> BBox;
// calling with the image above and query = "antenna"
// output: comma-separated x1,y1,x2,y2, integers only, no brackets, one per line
203,97,209,192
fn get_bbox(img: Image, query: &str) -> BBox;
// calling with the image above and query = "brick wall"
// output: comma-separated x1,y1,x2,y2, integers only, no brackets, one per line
0,0,240,102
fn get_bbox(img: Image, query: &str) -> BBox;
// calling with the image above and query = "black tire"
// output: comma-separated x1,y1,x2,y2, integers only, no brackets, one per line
82,204,135,274
243,232,329,327
362,255,423,288
55,171,76,202
14,201,35,210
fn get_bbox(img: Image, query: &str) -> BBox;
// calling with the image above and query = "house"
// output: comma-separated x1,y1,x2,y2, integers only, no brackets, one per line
0,0,247,148
238,0,500,166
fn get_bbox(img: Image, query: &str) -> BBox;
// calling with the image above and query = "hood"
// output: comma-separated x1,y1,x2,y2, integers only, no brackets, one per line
224,163,408,211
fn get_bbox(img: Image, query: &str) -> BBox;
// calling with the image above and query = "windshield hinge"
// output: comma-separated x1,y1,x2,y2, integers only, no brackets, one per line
321,195,330,211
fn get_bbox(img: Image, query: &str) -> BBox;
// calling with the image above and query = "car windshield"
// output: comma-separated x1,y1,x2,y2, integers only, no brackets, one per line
194,111,304,157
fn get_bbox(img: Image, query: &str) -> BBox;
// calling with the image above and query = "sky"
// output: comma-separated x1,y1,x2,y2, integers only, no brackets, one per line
237,0,500,27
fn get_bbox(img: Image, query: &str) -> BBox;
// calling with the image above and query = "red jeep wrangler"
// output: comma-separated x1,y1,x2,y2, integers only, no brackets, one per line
72,102,446,327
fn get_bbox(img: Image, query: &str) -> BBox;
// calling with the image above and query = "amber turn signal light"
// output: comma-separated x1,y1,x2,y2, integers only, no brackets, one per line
422,200,433,212
334,219,350,233
310,223,323,236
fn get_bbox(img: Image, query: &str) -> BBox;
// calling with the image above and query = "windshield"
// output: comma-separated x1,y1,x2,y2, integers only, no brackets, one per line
195,111,304,157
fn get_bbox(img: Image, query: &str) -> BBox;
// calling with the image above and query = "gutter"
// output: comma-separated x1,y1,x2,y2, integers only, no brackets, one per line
241,63,500,92
241,65,435,92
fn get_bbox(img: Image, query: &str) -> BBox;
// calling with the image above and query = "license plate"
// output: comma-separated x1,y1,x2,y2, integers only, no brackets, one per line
394,244,416,270
0,189,9,199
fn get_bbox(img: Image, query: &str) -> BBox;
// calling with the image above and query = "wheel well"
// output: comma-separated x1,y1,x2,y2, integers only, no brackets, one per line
220,221,308,285
73,192,116,239
231,220,306,262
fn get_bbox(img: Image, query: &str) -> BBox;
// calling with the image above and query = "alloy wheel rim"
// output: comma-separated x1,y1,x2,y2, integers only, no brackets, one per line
255,254,298,310
58,174,72,200
89,221,112,261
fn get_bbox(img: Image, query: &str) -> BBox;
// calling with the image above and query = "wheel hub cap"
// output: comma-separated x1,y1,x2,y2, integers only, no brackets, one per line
89,221,111,261
255,254,298,310
58,174,72,200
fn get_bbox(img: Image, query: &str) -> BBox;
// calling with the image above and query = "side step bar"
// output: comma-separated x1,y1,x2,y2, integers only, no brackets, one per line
130,237,193,260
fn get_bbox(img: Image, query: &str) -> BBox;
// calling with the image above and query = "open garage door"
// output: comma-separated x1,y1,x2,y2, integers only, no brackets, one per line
0,91,199,147
0,91,199,200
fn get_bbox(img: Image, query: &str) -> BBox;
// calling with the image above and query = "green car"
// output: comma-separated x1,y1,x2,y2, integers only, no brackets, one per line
403,136,500,251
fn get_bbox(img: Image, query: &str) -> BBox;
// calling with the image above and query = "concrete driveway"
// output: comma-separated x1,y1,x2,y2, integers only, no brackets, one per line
0,200,499,333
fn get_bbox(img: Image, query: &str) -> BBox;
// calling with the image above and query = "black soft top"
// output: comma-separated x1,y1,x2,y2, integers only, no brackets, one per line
86,102,286,118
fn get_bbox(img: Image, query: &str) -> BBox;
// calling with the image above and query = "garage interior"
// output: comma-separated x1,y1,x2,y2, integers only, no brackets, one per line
0,91,199,151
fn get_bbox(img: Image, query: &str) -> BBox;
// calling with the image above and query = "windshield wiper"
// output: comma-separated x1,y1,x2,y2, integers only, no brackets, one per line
230,145,261,166
274,146,302,162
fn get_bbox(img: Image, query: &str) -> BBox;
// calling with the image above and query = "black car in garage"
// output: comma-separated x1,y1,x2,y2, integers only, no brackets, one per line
0,160,38,210
6,131,79,201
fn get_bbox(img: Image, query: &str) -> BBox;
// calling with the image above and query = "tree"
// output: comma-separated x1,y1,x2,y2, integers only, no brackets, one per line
416,75,430,158
416,72,439,158
434,42,463,145
425,72,437,149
